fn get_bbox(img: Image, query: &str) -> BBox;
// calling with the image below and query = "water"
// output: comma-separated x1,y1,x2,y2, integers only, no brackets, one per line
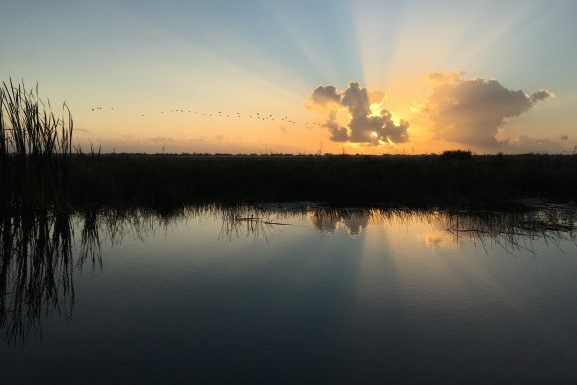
1,206,576,384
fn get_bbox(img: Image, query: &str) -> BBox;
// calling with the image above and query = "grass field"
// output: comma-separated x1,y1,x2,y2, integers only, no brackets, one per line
63,153,577,211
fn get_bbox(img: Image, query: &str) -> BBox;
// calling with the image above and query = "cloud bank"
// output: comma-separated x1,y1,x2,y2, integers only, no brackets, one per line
310,82,409,145
425,72,554,149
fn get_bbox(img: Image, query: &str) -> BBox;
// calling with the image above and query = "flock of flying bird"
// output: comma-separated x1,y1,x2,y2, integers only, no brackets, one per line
89,106,324,128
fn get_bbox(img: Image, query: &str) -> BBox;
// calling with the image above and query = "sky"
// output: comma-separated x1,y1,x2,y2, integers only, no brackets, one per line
2,0,576,154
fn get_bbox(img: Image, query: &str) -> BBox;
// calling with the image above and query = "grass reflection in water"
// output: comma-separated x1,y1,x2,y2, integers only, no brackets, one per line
0,204,576,343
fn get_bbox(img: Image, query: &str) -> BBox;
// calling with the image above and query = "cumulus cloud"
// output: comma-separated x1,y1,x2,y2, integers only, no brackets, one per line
310,82,409,145
311,85,341,106
425,72,554,148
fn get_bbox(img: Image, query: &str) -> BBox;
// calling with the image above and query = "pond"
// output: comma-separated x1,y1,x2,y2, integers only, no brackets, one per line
1,205,576,384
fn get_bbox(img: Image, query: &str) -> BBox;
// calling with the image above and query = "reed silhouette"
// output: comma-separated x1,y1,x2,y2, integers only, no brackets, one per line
0,79,73,213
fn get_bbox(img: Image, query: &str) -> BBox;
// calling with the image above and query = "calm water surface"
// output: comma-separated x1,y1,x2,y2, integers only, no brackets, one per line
1,206,576,384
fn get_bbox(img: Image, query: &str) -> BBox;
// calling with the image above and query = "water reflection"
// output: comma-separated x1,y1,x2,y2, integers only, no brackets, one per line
1,204,576,343
309,208,371,234
0,208,178,343
0,211,76,343
217,206,291,242
443,208,577,254
310,207,577,253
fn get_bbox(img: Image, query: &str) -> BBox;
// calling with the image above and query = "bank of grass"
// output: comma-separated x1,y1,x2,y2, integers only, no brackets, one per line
67,153,577,210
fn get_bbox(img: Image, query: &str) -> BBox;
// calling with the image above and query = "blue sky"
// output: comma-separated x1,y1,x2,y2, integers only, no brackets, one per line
2,0,576,154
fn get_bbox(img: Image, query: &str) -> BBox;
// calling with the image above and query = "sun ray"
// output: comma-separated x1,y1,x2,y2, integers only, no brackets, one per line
350,0,408,90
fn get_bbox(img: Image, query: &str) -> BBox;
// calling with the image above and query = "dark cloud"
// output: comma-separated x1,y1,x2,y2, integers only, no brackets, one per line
310,82,409,145
530,89,553,103
311,85,341,106
425,72,554,148
327,119,348,142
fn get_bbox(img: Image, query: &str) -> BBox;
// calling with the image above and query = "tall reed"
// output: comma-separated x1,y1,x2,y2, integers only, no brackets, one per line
0,79,74,212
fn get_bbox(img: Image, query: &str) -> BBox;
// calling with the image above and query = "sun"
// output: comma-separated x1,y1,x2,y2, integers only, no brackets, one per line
369,103,382,117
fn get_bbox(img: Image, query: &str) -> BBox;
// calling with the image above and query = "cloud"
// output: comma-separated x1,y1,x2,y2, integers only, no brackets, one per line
310,82,409,145
530,89,554,103
427,71,465,84
425,72,554,148
311,85,341,106
148,136,175,144
507,135,573,154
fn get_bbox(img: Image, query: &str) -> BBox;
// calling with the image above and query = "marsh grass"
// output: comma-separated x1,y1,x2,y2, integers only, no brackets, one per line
63,153,577,210
0,79,73,212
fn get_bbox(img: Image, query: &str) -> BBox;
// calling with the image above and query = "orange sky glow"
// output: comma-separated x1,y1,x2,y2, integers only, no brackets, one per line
2,0,575,155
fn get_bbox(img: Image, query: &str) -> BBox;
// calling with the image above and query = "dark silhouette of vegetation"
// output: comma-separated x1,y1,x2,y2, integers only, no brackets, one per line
0,79,73,213
441,149,472,159
64,153,577,210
